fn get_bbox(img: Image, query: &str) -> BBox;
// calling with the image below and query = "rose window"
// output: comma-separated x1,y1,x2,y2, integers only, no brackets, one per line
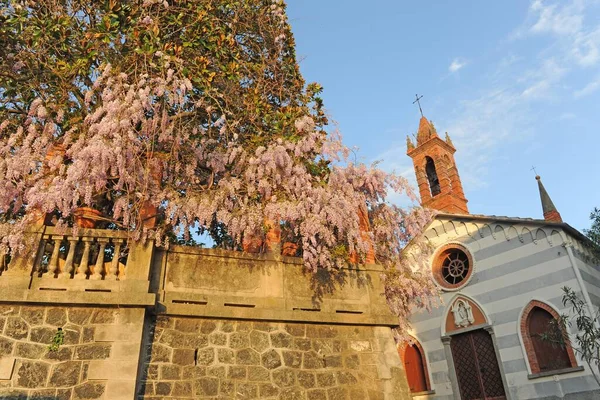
433,245,473,290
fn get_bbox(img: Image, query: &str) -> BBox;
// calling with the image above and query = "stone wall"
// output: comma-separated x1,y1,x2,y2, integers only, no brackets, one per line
0,235,412,399
0,305,144,400
139,317,408,399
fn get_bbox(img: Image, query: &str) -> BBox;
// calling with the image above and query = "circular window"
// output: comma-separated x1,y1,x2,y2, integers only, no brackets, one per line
433,244,473,290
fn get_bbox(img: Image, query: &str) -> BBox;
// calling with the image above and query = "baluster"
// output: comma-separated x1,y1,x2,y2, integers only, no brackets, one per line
107,239,123,281
121,242,129,281
45,236,62,278
75,237,93,280
60,237,79,279
34,236,49,276
91,238,108,280
0,248,5,274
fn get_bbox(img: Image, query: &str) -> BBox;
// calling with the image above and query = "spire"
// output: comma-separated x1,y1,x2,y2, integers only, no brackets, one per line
445,132,454,147
416,116,438,146
536,175,562,223
406,135,415,151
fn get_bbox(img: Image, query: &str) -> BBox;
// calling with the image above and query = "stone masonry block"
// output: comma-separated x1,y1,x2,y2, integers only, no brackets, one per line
238,382,259,398
15,343,46,359
94,324,142,342
91,309,117,324
105,379,136,400
20,308,45,326
5,317,29,340
0,337,14,357
15,360,49,388
116,308,145,325
249,330,269,352
75,343,111,360
49,361,81,387
73,382,106,399
87,360,138,380
110,342,140,361
0,357,15,380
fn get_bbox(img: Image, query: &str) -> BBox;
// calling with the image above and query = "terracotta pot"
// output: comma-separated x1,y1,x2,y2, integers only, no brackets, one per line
45,144,66,163
349,204,375,264
281,242,298,257
264,218,281,253
140,201,158,228
74,207,102,228
242,235,263,254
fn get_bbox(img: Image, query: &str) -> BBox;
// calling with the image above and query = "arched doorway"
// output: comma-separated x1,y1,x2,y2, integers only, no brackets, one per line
443,296,507,400
450,329,506,400
400,340,430,393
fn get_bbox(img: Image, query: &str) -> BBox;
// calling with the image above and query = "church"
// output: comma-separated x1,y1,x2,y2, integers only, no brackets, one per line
400,116,600,400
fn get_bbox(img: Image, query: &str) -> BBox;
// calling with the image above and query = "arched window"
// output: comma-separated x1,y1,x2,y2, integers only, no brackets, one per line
521,301,578,374
399,339,431,393
425,157,441,197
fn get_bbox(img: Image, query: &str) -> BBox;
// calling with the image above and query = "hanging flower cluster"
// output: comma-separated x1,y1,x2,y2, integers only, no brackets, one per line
0,0,438,328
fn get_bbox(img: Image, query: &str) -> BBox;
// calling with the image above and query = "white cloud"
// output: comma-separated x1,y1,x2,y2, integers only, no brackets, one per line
529,0,583,35
571,27,600,66
520,58,566,99
449,58,467,73
527,0,600,68
559,112,577,120
443,89,535,189
574,76,600,97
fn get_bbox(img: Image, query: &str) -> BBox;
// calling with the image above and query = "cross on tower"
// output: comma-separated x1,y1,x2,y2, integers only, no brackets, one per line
531,166,538,176
413,94,424,117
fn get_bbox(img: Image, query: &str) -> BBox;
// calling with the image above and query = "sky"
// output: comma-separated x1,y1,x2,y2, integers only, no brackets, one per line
286,0,600,232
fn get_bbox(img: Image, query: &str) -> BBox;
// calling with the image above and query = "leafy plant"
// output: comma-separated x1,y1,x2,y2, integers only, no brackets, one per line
542,287,600,387
583,208,600,260
48,327,64,352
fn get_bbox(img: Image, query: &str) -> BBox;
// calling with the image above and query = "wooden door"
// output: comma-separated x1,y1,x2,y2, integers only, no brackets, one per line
404,344,428,392
450,329,506,400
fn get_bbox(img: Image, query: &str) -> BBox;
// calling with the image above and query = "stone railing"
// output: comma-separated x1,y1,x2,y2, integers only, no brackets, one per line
0,225,155,306
0,225,397,326
37,227,130,281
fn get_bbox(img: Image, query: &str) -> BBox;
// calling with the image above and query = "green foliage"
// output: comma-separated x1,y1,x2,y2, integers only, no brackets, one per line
542,287,600,386
584,208,600,259
0,0,322,145
48,327,64,352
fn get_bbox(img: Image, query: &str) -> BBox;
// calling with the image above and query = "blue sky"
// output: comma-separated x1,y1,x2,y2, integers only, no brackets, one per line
286,0,600,232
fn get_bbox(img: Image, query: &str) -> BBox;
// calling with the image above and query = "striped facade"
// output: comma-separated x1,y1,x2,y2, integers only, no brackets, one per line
408,214,600,400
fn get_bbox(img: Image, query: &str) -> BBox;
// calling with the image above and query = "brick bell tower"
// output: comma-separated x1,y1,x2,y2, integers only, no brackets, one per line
407,116,469,214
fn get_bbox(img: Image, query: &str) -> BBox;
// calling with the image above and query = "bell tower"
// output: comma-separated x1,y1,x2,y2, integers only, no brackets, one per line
407,116,469,214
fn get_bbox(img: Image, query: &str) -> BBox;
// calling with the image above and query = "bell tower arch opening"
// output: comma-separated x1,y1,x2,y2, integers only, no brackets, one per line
425,156,441,197
406,116,469,214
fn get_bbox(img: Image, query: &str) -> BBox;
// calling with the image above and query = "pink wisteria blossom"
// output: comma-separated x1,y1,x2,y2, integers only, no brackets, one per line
0,0,438,332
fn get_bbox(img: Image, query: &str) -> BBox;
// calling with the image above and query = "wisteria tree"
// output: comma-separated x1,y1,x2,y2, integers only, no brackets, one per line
0,0,437,330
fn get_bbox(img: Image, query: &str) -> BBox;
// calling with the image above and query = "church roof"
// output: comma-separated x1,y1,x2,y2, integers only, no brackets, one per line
431,212,588,244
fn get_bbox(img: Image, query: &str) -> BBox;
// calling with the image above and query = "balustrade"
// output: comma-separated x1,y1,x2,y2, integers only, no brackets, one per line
37,230,129,280
0,246,10,276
